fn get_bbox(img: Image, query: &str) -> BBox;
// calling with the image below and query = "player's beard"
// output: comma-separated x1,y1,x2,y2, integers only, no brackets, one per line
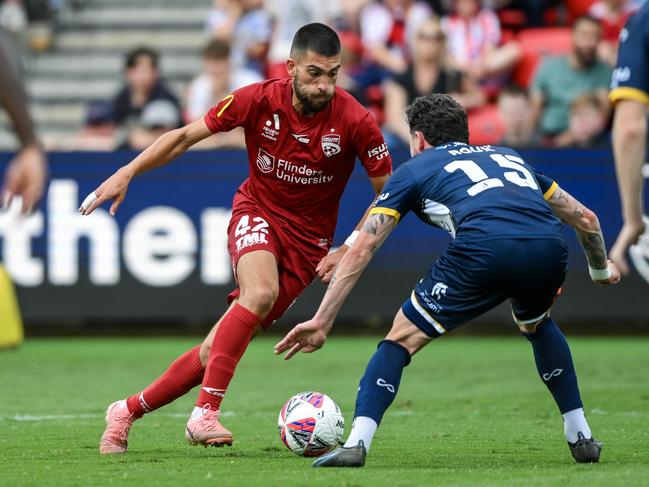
293,79,332,116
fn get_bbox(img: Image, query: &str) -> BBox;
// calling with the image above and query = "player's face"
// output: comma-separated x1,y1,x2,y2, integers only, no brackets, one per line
289,50,341,115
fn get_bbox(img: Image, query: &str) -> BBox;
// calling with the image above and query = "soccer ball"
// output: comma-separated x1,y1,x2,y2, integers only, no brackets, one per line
277,391,344,457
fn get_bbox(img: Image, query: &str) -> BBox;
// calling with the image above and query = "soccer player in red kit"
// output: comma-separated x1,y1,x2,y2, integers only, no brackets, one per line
81,23,392,454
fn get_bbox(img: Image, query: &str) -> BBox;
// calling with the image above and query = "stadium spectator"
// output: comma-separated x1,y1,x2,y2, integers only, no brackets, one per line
359,0,433,77
530,15,611,137
553,92,610,148
441,0,521,87
0,24,46,213
265,0,341,78
124,100,182,151
383,17,484,145
108,47,181,131
497,85,540,147
487,0,558,27
589,0,638,65
52,101,117,151
186,39,261,122
207,0,273,79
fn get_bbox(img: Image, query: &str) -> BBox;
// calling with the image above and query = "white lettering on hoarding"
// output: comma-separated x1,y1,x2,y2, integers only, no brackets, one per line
0,180,233,287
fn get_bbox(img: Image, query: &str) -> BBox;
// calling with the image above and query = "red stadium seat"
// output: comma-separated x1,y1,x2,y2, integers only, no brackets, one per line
566,0,597,22
468,104,505,146
513,27,572,88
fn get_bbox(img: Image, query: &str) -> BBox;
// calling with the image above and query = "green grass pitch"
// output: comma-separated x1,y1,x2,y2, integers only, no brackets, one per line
1,336,648,486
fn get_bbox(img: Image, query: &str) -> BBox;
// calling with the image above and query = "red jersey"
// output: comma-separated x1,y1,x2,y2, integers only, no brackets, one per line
204,78,392,248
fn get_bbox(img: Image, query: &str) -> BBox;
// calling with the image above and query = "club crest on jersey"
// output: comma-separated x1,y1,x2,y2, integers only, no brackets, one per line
256,148,276,173
321,133,341,157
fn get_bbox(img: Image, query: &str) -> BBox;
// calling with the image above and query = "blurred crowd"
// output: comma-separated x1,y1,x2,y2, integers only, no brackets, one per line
4,0,646,151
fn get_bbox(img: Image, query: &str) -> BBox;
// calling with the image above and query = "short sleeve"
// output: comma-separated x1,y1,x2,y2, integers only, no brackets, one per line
369,165,419,223
610,10,649,105
532,167,558,200
204,83,259,133
353,112,393,177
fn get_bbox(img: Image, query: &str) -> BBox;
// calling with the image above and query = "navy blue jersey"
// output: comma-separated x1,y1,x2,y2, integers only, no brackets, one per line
370,142,562,241
610,2,649,106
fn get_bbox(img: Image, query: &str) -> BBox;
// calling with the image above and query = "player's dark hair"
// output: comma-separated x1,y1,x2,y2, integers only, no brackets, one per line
203,39,230,60
290,23,341,59
405,94,469,146
125,47,159,70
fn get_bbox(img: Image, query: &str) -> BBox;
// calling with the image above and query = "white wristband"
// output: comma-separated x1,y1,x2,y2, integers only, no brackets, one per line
344,230,359,247
589,265,611,281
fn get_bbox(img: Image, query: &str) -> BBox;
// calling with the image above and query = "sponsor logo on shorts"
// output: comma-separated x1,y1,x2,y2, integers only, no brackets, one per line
542,369,563,381
235,232,269,252
322,131,341,157
257,149,276,173
432,282,448,300
376,378,395,393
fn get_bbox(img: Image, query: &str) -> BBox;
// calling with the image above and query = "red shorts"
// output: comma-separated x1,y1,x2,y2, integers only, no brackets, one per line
226,201,328,328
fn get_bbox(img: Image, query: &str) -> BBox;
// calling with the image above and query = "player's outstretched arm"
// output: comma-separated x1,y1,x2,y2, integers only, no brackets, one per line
316,174,390,283
79,118,213,216
547,185,620,285
610,99,648,274
275,212,396,359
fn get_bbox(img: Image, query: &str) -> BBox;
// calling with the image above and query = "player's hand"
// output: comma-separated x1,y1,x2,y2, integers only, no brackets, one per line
592,260,621,285
316,246,348,283
79,166,133,216
274,318,328,360
609,220,646,275
2,145,47,214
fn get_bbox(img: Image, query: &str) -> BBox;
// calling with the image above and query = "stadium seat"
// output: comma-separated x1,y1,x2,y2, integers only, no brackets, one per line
513,27,572,88
566,0,598,22
468,104,505,146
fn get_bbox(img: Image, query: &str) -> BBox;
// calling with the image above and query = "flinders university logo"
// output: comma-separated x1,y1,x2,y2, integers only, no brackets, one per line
321,132,341,157
256,148,276,173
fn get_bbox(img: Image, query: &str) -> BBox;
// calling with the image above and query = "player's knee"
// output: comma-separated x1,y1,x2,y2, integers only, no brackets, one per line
516,315,551,336
199,340,211,366
513,310,550,336
239,285,279,318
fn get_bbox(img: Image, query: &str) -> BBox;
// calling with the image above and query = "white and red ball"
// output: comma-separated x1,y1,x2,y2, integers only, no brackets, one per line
277,391,344,457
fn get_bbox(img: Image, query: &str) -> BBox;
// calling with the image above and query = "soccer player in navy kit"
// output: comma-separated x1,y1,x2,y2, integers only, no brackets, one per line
609,2,649,274
276,94,620,466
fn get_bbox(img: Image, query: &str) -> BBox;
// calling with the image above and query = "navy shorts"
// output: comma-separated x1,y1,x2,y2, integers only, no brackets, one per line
401,238,568,338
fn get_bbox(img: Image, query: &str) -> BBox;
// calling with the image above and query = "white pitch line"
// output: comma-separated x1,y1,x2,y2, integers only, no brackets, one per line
0,411,238,422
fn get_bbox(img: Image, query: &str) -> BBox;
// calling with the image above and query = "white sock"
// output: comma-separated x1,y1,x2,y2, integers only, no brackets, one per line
343,416,378,451
190,406,205,421
563,408,591,443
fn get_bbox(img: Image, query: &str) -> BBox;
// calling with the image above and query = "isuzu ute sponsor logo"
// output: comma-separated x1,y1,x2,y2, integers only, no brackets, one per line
367,143,389,160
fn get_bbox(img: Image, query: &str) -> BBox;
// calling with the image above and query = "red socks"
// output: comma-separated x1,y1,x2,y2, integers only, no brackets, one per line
126,344,204,418
195,303,261,410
